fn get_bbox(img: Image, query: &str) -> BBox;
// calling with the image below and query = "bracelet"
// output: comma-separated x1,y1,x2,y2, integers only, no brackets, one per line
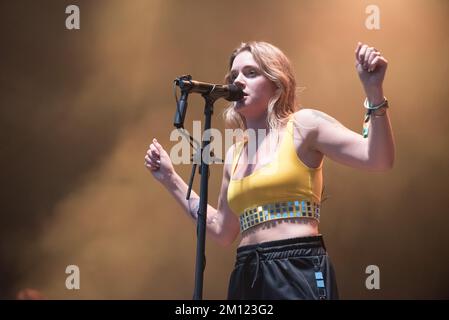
373,106,388,116
362,97,389,138
363,97,389,110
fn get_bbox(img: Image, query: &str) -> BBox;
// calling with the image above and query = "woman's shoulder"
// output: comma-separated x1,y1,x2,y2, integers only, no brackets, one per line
292,108,342,129
292,108,320,130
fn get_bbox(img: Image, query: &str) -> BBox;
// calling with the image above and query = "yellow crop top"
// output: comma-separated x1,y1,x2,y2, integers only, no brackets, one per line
227,116,323,232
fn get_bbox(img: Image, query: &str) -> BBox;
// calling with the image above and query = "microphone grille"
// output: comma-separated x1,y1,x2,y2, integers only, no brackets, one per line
225,84,244,102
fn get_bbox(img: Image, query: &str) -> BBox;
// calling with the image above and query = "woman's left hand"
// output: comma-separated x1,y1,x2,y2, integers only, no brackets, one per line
355,42,388,89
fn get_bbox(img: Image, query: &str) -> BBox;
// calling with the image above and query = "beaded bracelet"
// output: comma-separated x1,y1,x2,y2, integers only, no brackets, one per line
362,97,389,138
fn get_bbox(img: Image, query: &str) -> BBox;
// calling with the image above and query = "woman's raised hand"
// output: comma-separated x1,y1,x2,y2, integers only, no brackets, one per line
355,42,388,89
144,138,175,183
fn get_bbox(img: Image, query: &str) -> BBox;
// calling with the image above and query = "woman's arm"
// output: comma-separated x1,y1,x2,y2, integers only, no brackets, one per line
145,139,240,246
301,108,394,171
299,42,395,171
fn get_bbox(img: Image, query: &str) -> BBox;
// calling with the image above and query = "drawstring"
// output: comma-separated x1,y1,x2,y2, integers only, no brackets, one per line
245,247,263,288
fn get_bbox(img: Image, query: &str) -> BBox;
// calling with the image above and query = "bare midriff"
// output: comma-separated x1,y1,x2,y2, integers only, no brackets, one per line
238,217,319,247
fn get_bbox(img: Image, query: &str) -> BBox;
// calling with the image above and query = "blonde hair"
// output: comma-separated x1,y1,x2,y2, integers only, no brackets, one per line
223,41,299,130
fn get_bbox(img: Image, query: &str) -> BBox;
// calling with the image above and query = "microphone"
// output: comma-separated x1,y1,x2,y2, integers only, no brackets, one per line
174,90,189,128
174,77,245,102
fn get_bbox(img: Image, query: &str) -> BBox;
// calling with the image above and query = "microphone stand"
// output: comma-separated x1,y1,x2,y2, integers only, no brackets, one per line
173,74,242,299
173,78,216,300
191,93,215,300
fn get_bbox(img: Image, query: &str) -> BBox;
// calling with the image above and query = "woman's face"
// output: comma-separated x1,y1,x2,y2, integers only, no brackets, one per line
229,51,278,119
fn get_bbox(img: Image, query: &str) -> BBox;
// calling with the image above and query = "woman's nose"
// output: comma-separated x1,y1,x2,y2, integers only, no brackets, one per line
233,74,246,89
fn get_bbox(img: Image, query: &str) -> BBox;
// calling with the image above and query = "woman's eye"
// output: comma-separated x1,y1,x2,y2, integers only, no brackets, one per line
248,70,257,77
229,69,257,82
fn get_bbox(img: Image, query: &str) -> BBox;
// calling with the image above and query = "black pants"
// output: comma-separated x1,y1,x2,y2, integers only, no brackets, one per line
227,235,339,300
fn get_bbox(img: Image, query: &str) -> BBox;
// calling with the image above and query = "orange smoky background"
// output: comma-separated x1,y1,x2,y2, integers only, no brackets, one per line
0,0,448,299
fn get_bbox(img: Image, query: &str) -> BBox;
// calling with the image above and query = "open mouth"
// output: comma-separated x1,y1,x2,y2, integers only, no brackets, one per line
235,92,248,104
240,92,249,100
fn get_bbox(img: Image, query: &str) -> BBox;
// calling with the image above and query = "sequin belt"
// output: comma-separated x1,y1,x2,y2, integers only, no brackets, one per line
239,199,321,232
